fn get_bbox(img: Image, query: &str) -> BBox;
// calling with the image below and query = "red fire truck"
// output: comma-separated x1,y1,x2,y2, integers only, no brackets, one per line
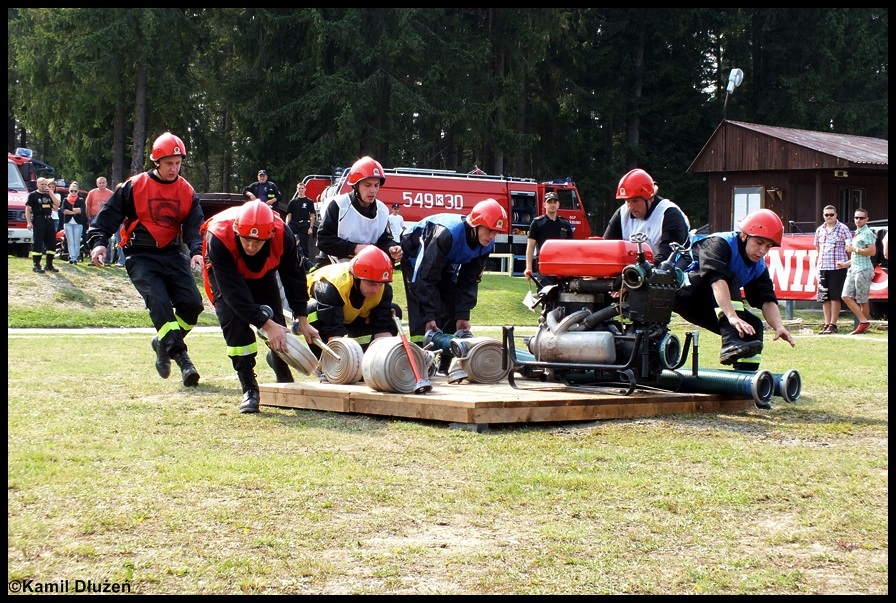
306,166,592,274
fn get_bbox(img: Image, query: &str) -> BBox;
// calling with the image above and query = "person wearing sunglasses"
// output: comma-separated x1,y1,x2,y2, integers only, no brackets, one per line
814,206,852,334
836,209,877,334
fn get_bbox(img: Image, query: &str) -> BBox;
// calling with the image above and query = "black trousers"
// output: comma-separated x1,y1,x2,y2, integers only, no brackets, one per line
126,248,204,356
31,218,57,259
211,271,287,373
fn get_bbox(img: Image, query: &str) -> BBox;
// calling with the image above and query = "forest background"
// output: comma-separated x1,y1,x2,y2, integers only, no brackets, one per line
7,8,889,232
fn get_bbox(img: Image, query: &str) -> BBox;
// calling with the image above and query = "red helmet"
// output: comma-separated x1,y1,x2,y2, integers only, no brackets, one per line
347,156,386,186
616,168,657,200
467,198,507,231
149,132,187,162
738,208,783,247
233,200,277,240
350,246,393,283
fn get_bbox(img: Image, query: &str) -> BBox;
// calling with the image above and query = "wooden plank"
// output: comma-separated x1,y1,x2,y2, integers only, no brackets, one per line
259,378,756,425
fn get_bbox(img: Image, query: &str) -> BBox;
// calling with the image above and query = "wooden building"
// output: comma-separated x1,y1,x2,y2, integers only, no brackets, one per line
688,120,888,234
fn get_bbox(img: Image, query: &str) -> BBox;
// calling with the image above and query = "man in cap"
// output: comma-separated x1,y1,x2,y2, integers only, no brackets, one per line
243,169,283,210
524,191,574,281
387,203,406,245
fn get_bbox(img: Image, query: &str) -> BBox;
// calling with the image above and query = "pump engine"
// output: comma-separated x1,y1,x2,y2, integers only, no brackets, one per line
504,233,688,390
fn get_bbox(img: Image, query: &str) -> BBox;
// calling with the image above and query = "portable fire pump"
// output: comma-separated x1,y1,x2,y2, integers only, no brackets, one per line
502,233,802,407
503,232,689,393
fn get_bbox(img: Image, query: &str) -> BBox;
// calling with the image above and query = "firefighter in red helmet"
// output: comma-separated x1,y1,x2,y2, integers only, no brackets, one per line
314,155,402,269
86,131,205,387
201,200,319,414
400,198,507,373
306,245,398,356
603,168,690,265
673,208,795,408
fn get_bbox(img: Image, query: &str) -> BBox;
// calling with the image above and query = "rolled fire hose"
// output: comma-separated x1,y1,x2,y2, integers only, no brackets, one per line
258,328,319,376
362,336,434,394
319,337,364,384
656,368,775,407
445,337,512,384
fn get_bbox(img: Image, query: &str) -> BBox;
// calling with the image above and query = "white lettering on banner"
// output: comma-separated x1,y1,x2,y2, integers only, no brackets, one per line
764,235,887,301
870,274,888,293
766,247,817,293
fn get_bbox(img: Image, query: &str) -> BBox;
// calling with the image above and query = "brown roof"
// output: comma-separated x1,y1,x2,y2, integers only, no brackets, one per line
727,120,888,166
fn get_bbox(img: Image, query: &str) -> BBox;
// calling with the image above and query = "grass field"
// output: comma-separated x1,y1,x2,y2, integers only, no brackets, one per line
7,255,889,594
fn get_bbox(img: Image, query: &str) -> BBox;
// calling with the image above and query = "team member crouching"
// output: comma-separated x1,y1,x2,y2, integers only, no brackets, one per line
202,201,318,414
305,245,398,354
673,208,795,385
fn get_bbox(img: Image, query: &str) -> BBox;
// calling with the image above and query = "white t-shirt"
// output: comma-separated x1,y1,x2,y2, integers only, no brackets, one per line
388,213,405,242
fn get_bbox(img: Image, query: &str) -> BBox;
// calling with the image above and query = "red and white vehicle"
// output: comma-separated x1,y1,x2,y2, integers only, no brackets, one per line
8,148,58,257
309,167,592,262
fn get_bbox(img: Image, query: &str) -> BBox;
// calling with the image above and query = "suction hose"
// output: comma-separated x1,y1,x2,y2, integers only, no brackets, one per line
771,369,801,403
656,368,775,407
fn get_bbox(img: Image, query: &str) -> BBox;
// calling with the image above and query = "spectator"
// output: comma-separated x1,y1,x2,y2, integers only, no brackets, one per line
86,176,116,263
813,205,852,334
285,181,316,260
24,177,60,273
387,203,406,245
47,180,62,233
836,208,876,335
673,209,795,397
86,132,205,387
61,181,88,264
399,198,507,373
85,176,114,224
242,169,283,210
315,156,401,268
603,168,690,265
306,246,398,356
524,191,574,282
113,224,127,267
202,200,318,414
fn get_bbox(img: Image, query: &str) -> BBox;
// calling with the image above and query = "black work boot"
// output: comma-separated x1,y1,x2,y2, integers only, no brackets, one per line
171,351,200,387
266,349,294,383
719,340,762,366
237,369,260,414
151,336,171,379
45,256,59,272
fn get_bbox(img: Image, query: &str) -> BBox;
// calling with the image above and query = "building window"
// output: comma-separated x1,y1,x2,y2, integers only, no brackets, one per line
839,188,865,217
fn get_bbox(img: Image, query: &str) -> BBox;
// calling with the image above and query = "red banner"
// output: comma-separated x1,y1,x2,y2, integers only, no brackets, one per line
765,235,888,301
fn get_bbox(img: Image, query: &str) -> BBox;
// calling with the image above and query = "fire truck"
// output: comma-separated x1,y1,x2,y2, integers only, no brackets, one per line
307,166,592,275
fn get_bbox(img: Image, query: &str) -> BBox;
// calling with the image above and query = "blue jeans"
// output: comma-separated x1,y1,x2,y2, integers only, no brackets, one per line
108,230,123,264
64,221,83,261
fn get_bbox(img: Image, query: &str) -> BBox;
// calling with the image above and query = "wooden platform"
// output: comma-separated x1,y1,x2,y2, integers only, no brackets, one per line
259,376,755,428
